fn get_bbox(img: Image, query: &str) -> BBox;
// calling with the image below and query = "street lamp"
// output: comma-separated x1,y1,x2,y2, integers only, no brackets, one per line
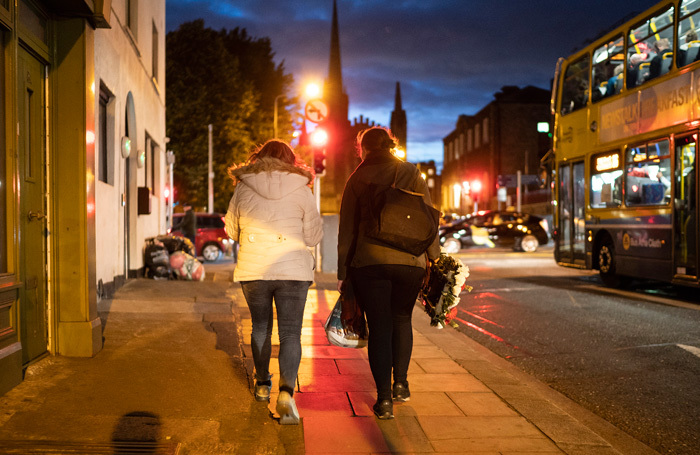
273,94,285,138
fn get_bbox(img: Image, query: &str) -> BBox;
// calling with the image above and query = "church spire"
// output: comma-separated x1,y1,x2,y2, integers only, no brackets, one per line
394,81,403,111
328,0,343,93
390,81,407,153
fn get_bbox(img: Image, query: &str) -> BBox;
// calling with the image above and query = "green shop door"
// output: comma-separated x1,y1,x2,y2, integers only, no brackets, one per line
18,47,48,365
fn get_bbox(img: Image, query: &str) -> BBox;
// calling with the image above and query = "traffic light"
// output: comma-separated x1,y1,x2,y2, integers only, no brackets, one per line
471,180,482,202
311,128,328,176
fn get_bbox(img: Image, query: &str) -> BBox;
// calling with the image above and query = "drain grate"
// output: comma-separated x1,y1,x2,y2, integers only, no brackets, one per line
0,440,180,454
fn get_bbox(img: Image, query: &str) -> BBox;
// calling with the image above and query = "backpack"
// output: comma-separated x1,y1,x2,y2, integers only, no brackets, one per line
365,163,440,255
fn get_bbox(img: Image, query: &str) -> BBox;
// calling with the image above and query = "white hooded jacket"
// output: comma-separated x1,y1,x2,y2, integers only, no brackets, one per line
225,157,323,282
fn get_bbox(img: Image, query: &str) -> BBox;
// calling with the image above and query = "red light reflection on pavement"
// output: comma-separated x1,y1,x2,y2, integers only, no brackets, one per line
453,316,533,358
458,308,505,328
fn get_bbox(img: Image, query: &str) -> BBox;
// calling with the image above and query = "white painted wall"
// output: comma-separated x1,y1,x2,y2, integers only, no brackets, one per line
94,0,166,287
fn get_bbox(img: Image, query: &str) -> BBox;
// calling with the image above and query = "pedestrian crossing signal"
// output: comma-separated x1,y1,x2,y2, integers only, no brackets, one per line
314,149,326,175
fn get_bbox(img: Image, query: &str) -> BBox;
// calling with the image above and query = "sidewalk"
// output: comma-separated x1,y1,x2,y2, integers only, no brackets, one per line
0,262,658,454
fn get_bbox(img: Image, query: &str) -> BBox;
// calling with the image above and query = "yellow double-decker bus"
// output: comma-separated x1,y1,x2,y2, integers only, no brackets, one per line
551,0,700,287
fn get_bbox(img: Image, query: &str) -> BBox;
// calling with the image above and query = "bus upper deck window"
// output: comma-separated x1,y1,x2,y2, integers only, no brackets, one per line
592,36,624,102
628,6,675,88
678,0,700,67
561,55,590,115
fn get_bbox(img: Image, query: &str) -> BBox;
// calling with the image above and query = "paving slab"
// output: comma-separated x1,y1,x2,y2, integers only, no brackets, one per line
448,391,520,417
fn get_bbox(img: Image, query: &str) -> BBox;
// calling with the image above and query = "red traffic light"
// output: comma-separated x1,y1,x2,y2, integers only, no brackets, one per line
310,128,328,147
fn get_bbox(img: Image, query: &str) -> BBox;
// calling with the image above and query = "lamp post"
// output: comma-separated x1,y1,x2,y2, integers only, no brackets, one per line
273,94,285,138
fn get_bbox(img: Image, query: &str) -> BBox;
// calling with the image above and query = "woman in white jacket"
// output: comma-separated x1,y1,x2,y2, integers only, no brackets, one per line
225,140,323,425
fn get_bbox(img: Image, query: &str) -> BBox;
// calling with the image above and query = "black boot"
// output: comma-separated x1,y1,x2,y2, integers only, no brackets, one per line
373,399,394,420
392,381,410,402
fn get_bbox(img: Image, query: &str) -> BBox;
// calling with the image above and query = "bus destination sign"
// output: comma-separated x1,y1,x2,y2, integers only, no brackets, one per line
594,152,620,172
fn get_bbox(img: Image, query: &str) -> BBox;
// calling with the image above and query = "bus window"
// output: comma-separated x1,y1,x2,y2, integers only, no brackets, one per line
678,0,700,67
625,139,671,206
592,35,624,102
561,55,590,115
628,6,675,87
590,150,623,208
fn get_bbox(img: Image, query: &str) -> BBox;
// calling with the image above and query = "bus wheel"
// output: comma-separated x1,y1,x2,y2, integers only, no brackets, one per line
598,239,623,287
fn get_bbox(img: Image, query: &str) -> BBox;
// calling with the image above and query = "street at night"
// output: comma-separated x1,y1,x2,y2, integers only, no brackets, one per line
453,247,700,455
5,1,700,453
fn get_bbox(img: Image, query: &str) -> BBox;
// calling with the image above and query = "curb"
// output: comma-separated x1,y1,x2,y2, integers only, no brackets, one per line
411,312,660,455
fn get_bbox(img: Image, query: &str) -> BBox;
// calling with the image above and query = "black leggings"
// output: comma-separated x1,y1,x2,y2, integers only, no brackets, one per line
350,264,425,400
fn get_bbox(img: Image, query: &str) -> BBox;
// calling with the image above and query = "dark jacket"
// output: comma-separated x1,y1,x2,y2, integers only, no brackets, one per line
337,150,440,280
175,209,197,240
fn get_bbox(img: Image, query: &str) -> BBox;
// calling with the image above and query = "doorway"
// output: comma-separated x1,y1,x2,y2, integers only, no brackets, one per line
557,161,586,265
673,134,697,278
17,47,48,365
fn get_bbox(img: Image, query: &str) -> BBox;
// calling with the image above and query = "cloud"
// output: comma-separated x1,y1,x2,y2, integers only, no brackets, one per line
167,0,660,164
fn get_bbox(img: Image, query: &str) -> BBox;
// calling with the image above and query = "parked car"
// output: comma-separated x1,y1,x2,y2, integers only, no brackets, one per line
169,212,232,262
439,210,549,253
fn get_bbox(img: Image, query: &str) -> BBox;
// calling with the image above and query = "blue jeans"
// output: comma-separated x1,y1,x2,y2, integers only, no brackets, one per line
240,280,311,395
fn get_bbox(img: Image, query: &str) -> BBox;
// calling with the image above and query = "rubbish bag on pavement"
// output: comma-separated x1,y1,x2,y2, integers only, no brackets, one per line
170,251,205,281
157,234,195,257
144,237,172,280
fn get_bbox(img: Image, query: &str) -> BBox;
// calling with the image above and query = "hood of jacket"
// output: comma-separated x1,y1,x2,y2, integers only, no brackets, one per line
230,157,313,200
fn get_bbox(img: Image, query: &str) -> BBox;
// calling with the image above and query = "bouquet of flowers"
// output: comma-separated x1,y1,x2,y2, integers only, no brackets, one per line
419,251,471,328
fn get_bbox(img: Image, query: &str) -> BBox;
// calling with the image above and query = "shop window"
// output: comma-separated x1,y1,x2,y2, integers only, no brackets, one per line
625,140,671,206
590,150,623,208
561,55,590,115
592,35,624,102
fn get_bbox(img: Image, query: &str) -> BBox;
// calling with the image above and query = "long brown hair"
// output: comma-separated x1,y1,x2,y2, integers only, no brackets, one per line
356,127,398,160
227,139,315,186
248,139,297,165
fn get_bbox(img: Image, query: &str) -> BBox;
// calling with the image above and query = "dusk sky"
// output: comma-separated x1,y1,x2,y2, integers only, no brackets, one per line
166,0,660,168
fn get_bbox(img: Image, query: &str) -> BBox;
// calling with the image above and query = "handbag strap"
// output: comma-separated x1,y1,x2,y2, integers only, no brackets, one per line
391,162,400,189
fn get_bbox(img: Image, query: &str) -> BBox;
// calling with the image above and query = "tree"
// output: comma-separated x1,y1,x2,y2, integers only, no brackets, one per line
166,20,295,213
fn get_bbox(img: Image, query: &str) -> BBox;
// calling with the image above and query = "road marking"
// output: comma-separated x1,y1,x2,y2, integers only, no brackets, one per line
678,344,700,358
577,284,700,311
472,287,539,293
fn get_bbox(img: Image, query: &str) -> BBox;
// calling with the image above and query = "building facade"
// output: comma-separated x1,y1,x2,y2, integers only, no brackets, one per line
0,0,166,396
416,161,440,210
442,86,550,215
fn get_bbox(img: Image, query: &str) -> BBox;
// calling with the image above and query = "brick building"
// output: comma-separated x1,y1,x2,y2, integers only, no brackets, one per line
442,86,551,215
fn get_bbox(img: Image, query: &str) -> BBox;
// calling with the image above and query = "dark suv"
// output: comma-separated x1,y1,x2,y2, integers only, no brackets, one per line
439,210,549,253
169,212,232,262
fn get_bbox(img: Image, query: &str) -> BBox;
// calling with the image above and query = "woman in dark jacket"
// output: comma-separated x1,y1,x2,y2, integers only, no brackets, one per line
337,127,440,419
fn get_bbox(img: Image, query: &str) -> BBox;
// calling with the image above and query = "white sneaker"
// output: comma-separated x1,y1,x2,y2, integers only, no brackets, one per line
276,390,300,425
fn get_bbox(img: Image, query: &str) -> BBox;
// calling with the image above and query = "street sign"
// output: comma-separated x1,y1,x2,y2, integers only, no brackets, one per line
305,99,328,123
